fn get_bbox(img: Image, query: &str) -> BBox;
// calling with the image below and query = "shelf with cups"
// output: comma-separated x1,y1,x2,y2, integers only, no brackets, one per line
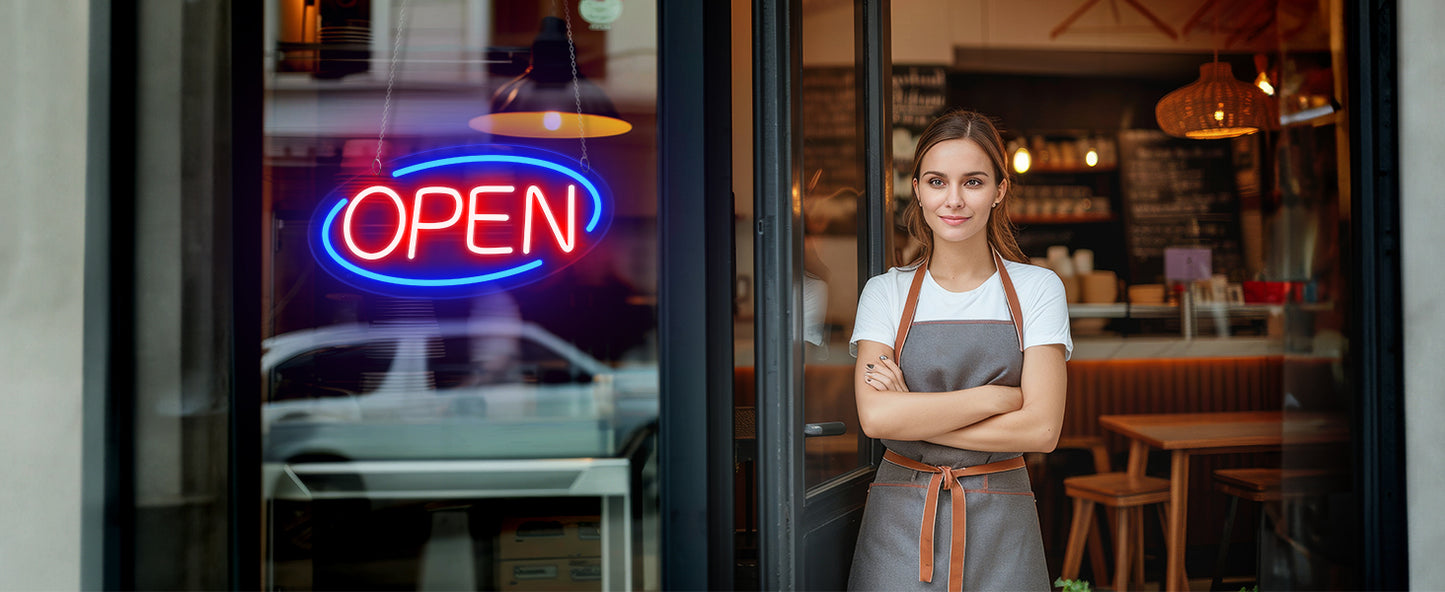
1069,301,1334,319
1013,212,1117,224
1017,165,1117,175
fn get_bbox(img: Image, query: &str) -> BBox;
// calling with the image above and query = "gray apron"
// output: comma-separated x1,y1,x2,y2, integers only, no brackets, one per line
848,251,1050,591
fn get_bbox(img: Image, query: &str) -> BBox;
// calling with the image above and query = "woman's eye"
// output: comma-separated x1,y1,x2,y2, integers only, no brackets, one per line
965,178,982,187
928,178,945,187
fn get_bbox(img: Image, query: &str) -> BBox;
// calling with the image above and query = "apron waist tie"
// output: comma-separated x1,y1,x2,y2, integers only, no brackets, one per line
883,450,1028,591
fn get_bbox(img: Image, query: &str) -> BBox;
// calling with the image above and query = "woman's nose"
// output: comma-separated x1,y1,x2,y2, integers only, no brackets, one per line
943,186,964,207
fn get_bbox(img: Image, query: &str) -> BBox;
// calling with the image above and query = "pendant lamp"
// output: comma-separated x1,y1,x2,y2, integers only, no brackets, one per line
469,16,632,138
1155,61,1272,139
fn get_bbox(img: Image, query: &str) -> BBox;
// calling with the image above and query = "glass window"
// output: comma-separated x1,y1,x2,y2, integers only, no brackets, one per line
260,1,658,589
890,2,1360,589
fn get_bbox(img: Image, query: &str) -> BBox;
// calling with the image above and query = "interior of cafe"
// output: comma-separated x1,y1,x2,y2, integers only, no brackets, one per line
733,0,1353,590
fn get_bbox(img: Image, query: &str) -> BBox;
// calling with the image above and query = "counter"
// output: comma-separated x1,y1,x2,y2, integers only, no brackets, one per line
1071,336,1282,360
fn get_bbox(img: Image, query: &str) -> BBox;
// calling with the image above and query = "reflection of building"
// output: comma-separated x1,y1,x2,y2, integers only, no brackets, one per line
4,1,1439,590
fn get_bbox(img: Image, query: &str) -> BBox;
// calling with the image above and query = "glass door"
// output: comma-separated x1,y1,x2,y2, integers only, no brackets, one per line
751,0,892,589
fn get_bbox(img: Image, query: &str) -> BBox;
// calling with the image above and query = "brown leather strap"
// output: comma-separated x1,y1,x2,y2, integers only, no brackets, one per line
892,263,927,365
992,250,1025,352
883,450,1027,591
896,253,1025,361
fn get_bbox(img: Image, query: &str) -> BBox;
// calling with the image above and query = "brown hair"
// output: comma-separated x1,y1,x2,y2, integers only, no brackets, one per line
901,109,1027,267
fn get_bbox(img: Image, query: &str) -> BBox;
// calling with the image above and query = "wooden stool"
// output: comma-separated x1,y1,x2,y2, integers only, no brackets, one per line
1061,472,1171,591
1057,435,1113,475
1209,468,1345,590
1027,435,1114,558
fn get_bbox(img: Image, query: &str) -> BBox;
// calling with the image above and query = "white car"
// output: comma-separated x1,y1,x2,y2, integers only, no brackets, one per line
261,318,658,463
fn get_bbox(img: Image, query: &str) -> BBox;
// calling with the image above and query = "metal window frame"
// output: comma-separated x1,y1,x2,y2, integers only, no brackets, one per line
658,1,736,590
83,0,137,588
1347,0,1408,588
231,1,265,589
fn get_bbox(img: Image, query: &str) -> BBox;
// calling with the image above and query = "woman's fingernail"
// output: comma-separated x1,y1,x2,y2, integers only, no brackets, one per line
879,354,889,360
866,363,875,370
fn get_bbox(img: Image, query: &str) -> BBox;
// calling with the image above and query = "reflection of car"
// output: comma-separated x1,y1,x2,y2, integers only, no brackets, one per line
261,319,658,463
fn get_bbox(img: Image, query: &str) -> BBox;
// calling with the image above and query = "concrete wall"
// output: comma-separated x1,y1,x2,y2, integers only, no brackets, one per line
1399,1,1445,586
0,1,89,590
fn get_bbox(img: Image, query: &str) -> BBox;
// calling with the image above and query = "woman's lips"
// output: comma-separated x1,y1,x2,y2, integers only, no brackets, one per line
938,215,970,226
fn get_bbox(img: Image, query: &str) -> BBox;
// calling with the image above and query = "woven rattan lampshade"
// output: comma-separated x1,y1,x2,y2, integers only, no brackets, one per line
1155,62,1273,139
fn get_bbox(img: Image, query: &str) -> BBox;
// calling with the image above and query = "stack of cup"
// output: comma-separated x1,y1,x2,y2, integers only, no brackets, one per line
1047,245,1080,303
1072,249,1094,276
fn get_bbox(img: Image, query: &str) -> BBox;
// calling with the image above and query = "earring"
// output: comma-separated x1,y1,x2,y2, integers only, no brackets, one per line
992,202,999,208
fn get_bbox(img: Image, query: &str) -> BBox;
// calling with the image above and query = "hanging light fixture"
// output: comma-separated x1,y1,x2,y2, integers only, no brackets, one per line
1155,60,1273,140
469,16,631,138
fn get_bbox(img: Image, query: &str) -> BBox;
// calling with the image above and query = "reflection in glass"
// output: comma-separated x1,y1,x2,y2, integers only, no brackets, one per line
799,4,867,489
260,1,658,589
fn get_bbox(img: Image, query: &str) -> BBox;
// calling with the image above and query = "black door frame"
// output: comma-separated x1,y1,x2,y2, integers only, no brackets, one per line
753,0,893,589
753,0,806,586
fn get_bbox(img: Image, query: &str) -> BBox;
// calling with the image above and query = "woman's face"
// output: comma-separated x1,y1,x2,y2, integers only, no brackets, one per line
912,138,1006,248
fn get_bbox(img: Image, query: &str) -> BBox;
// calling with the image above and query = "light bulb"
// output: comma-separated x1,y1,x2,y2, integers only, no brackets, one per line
1085,149,1099,167
1254,72,1275,96
1012,147,1032,174
543,111,563,131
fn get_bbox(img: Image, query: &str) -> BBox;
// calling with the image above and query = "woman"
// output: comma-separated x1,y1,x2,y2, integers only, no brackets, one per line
847,110,1071,591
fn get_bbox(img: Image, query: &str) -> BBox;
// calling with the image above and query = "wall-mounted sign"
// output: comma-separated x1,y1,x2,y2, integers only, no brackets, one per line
310,144,612,298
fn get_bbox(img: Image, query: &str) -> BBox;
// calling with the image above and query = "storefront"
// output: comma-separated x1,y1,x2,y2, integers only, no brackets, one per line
77,0,1405,590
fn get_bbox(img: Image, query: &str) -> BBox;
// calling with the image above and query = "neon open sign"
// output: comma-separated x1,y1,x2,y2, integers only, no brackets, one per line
310,145,612,298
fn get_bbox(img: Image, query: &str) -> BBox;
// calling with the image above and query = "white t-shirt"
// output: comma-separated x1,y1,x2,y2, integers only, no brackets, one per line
850,260,1073,360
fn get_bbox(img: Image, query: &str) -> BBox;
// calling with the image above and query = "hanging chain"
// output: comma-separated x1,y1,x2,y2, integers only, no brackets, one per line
560,0,590,171
374,0,411,175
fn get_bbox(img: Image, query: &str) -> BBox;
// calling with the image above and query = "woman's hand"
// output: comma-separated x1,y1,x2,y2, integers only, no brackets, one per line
863,353,909,392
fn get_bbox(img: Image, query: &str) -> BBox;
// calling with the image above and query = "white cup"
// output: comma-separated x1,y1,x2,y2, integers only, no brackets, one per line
1054,258,1076,278
1047,245,1071,269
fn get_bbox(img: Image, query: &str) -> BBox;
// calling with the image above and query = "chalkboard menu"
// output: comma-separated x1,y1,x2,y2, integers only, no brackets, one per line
1118,129,1244,283
893,65,948,128
800,67,861,196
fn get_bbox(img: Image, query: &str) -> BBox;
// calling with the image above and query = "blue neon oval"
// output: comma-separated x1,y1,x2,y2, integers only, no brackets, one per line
320,199,545,287
392,155,604,233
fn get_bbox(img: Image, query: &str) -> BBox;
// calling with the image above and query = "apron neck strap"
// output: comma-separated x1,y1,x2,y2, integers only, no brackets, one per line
992,250,1026,353
893,250,1026,363
892,261,927,363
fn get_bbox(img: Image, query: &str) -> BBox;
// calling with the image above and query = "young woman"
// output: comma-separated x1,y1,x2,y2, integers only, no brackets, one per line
847,110,1071,591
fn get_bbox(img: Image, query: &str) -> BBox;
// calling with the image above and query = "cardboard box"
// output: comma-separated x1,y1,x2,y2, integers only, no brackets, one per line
497,515,601,560
496,557,602,591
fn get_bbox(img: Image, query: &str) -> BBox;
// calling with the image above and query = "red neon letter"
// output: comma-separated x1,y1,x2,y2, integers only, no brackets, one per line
407,187,464,260
522,184,575,255
344,186,407,260
467,186,515,255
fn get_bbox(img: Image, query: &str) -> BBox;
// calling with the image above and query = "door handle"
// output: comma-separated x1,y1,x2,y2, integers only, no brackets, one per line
803,421,847,437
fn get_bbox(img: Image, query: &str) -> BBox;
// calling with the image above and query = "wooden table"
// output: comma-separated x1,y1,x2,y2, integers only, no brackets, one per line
1098,411,1348,591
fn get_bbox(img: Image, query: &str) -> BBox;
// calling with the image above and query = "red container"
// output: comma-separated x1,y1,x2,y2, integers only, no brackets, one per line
1242,281,1293,304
